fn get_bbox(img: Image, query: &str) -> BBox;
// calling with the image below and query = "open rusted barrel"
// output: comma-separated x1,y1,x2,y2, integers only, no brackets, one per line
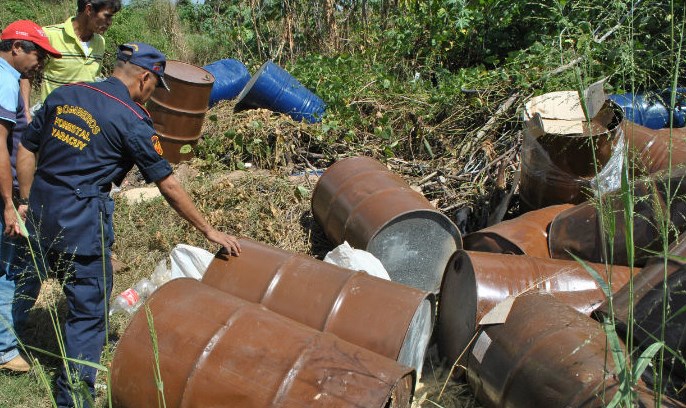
111,278,415,408
548,169,686,267
466,292,668,408
311,156,462,293
519,96,624,210
462,204,573,258
147,60,214,163
624,121,686,175
202,238,434,377
595,235,686,400
437,250,632,371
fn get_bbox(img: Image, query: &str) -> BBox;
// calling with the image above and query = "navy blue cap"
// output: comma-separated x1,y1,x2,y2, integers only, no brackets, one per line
117,42,170,91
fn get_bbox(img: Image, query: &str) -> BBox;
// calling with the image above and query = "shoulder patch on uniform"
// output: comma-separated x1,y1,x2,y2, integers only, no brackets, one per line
151,134,163,156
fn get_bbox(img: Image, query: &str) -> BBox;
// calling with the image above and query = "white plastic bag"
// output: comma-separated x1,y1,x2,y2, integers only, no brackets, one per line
323,241,390,280
169,244,215,280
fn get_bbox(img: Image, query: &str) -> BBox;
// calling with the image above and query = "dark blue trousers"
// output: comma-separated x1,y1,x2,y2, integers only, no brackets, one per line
13,247,113,408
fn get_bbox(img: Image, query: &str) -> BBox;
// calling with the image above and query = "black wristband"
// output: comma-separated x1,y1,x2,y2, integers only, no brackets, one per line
17,197,29,206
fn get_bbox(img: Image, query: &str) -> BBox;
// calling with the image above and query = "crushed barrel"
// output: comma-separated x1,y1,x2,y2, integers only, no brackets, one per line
462,204,573,258
520,96,624,210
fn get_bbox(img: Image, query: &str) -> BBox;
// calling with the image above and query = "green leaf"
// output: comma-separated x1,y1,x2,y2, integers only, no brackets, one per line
295,185,309,200
605,387,624,408
669,304,686,320
12,205,29,238
570,253,611,298
179,144,193,154
633,342,663,383
422,137,435,158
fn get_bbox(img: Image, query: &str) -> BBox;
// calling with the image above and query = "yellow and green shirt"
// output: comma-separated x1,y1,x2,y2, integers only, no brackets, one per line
40,17,105,101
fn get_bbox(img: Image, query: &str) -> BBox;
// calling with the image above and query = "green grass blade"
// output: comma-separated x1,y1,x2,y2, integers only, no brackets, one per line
570,253,611,298
601,318,627,376
23,345,108,372
31,357,58,408
605,386,625,408
633,341,664,383
145,304,167,408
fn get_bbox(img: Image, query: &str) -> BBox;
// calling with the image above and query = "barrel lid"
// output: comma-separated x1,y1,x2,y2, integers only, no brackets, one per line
165,60,215,85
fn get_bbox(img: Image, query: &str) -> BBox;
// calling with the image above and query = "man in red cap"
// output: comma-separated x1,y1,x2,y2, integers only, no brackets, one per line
0,20,61,373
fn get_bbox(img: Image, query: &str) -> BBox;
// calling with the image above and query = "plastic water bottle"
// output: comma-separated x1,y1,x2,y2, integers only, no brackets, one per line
109,278,156,315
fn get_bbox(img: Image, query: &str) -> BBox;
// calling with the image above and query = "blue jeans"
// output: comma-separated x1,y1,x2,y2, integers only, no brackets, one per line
0,224,20,365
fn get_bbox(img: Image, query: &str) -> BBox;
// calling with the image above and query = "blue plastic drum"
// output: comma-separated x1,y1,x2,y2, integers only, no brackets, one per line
609,92,686,129
234,61,326,123
202,59,251,107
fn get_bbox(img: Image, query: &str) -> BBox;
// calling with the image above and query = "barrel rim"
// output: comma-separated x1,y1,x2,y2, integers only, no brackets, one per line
164,59,215,86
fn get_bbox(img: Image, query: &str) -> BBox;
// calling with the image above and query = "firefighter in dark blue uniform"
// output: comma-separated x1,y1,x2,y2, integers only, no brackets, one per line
13,42,241,408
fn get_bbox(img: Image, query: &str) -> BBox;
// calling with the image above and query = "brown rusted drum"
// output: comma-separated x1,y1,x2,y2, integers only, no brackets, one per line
147,60,214,163
625,121,686,175
156,135,195,164
462,204,573,258
202,238,434,376
595,235,686,399
150,60,214,112
311,156,462,293
146,100,207,138
548,169,686,266
111,278,415,408
437,250,632,369
467,293,643,408
519,100,624,210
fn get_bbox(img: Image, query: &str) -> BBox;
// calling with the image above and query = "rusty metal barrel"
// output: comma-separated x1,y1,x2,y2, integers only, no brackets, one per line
311,156,462,293
437,250,632,369
111,278,415,408
548,169,686,267
625,121,686,175
462,204,573,258
519,98,624,210
466,292,659,408
595,235,686,399
202,238,434,377
147,60,214,163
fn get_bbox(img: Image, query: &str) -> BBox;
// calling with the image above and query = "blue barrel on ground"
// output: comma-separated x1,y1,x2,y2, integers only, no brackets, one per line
202,59,251,107
609,90,686,129
234,60,326,123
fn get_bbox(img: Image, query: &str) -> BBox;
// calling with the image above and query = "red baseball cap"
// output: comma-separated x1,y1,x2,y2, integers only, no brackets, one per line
1,20,62,58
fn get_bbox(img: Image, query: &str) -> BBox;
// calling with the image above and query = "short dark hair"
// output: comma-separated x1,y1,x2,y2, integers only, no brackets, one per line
0,39,39,53
77,0,122,13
